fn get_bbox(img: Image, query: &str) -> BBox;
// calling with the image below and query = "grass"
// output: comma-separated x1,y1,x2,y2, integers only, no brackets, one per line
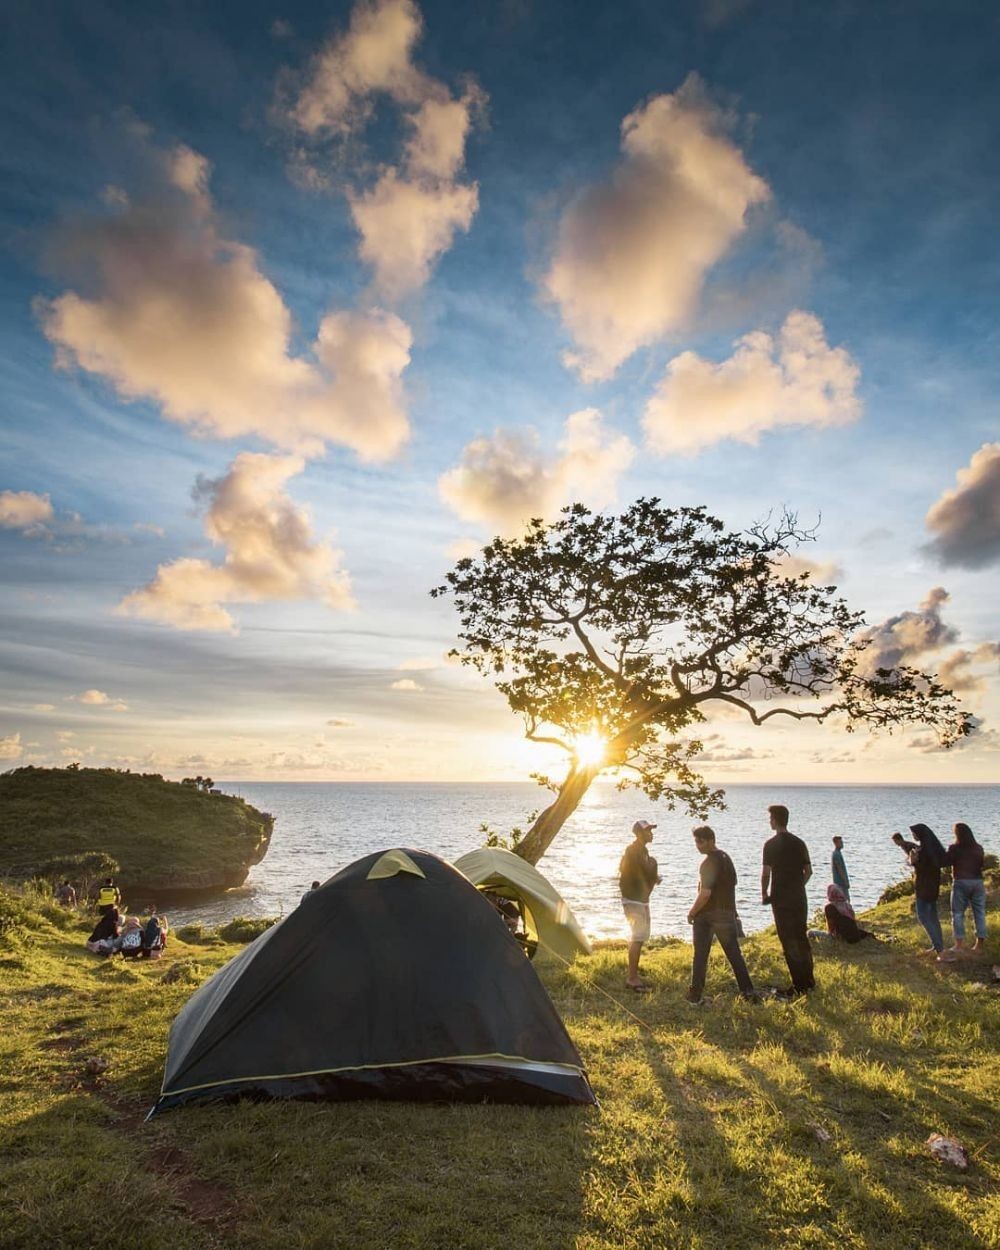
0,883,997,1249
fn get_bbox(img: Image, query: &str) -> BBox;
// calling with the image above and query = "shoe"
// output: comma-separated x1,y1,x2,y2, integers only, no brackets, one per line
936,953,957,964
685,989,702,1004
917,948,938,958
626,981,653,993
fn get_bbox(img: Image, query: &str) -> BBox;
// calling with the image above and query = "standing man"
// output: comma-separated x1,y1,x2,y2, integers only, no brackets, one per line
619,819,661,992
761,804,815,997
97,876,121,917
891,831,917,858
831,836,851,903
687,826,757,1004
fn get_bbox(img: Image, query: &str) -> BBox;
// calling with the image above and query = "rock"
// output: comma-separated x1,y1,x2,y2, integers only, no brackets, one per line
811,1124,832,1144
84,1055,110,1075
926,1133,969,1170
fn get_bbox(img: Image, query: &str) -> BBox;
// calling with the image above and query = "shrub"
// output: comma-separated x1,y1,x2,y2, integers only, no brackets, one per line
0,886,29,944
175,923,214,945
216,916,278,943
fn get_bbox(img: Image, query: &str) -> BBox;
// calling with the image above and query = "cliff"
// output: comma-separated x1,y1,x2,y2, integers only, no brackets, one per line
0,765,273,898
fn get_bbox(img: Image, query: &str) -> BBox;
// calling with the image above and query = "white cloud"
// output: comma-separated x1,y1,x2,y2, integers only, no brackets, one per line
542,74,770,381
32,703,56,712
775,552,843,586
68,689,128,710
119,452,354,632
0,733,23,760
446,537,482,561
925,442,1000,569
936,642,1000,694
0,490,53,532
855,587,959,678
439,408,634,536
390,678,422,691
643,311,861,455
285,0,483,299
39,135,411,461
326,718,354,727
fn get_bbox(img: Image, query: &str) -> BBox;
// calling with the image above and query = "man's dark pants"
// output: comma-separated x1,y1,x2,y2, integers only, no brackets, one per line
772,901,815,991
690,915,755,998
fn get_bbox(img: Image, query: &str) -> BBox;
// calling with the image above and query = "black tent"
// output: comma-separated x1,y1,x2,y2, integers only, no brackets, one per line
150,849,596,1115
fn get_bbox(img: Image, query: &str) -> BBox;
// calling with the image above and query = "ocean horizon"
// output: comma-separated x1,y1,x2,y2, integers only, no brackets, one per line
171,781,1000,941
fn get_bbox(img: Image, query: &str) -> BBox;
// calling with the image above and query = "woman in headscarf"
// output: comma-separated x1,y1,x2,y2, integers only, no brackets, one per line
824,885,875,943
85,906,120,954
946,822,988,953
908,823,954,963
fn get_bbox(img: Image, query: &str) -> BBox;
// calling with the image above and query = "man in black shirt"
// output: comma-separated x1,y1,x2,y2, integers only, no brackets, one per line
619,819,660,991
687,826,756,1004
761,804,815,995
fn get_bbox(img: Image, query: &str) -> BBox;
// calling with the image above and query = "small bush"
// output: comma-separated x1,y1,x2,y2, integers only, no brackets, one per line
175,923,213,945
0,886,31,944
216,916,278,943
161,958,204,985
879,877,914,904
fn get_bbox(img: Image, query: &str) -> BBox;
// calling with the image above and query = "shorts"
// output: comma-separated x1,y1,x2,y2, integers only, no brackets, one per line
622,899,650,943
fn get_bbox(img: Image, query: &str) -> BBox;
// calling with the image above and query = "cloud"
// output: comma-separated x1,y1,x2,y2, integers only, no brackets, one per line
936,642,1000,694
542,74,770,381
0,490,53,533
119,452,354,632
0,733,23,760
326,718,354,727
855,587,959,677
39,135,411,460
776,552,843,586
67,689,128,710
32,703,56,712
909,715,1000,754
284,0,483,299
924,442,1000,569
642,311,861,454
693,733,773,763
439,408,634,535
390,678,422,691
397,656,438,670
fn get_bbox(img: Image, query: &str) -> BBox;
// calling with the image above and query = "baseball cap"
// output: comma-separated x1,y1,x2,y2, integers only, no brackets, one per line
632,819,657,835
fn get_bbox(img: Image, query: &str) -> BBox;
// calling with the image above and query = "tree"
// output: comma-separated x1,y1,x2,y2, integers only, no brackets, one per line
37,851,120,902
433,500,970,865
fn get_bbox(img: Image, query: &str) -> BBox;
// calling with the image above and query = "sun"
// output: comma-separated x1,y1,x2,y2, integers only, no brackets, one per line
572,730,608,768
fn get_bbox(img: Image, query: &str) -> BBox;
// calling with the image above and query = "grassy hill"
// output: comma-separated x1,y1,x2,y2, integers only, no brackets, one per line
0,882,995,1249
0,766,273,897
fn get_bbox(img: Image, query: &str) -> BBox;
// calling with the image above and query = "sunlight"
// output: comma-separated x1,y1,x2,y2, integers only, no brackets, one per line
571,730,608,768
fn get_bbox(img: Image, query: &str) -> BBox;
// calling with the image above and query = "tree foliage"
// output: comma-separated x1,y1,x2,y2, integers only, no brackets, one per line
433,500,970,863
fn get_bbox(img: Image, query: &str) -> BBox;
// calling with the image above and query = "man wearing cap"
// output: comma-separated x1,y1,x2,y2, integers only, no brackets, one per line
619,819,661,991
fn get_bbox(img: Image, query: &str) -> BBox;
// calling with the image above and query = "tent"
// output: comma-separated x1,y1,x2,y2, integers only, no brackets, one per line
454,847,592,964
150,848,595,1115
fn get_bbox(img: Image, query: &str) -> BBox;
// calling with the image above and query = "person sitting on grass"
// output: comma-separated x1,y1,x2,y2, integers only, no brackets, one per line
142,913,168,958
946,823,988,954
85,907,120,955
908,823,955,964
119,915,145,958
824,885,877,944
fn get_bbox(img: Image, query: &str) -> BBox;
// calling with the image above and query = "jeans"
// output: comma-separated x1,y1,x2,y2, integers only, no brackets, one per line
772,903,815,991
690,915,755,998
951,879,987,942
915,896,944,951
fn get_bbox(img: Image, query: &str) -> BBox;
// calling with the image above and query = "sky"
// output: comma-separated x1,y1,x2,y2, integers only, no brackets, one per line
1,0,998,784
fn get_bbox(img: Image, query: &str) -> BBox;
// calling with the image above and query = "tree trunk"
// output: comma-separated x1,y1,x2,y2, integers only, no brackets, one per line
513,763,600,865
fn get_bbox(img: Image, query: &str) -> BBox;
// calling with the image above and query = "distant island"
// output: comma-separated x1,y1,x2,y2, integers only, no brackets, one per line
0,765,273,899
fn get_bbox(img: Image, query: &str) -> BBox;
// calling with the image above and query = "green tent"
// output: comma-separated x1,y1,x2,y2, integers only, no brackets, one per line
454,847,592,964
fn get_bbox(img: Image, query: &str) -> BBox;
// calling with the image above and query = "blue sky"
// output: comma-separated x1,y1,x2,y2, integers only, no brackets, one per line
1,0,998,781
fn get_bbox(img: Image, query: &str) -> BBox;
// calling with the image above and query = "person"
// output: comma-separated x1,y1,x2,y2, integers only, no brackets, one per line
141,913,168,959
85,906,120,954
761,804,815,996
946,823,988,953
118,915,145,958
619,819,661,991
891,831,917,857
908,823,954,963
54,880,77,908
686,826,757,1004
300,881,321,906
96,877,121,917
831,837,851,902
824,885,876,944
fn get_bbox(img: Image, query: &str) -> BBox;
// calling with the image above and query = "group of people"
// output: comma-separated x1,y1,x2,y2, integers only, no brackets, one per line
891,822,989,960
75,875,170,959
619,806,990,1003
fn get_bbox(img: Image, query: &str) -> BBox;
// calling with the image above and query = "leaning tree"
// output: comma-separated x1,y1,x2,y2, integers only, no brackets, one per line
432,500,970,865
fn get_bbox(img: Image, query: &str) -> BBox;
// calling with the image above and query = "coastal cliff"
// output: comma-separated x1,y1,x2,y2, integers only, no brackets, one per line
0,765,272,898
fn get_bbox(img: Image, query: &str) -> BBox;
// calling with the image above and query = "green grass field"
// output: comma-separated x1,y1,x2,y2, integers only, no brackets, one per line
1,884,996,1250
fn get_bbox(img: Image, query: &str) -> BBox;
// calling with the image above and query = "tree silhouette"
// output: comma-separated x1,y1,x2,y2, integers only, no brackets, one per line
434,500,969,864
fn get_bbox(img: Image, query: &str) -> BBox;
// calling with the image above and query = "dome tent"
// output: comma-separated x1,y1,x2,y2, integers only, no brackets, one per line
150,849,595,1115
454,847,592,963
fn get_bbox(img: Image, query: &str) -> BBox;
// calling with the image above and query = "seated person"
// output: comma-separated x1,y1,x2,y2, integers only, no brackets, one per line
86,907,121,953
118,915,145,958
141,913,168,958
825,885,876,944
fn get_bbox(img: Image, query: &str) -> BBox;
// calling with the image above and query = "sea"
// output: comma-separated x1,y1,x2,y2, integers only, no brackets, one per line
170,783,998,941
